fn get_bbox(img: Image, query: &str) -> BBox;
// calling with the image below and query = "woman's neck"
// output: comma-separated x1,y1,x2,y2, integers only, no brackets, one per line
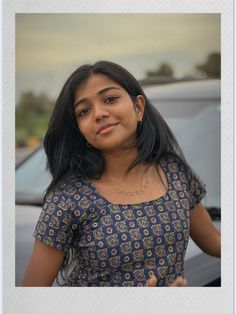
102,147,146,180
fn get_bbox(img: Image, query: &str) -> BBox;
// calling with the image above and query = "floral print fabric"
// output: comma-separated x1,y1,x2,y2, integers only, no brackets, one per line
33,155,206,286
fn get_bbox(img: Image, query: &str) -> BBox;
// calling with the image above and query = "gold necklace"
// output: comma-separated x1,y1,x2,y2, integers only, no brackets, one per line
110,173,150,197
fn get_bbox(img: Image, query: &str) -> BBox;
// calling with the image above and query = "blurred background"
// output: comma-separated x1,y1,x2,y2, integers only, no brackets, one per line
15,13,220,164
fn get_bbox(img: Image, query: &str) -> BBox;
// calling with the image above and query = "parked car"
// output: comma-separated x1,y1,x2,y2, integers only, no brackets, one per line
15,79,221,286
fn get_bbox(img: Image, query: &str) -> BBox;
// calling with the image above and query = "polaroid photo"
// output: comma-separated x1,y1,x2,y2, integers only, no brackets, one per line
2,1,234,313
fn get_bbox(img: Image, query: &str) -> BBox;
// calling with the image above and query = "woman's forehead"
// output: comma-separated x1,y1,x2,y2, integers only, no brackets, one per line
74,73,125,100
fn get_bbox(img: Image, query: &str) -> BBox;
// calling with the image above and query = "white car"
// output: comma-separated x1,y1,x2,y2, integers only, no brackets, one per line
15,79,221,287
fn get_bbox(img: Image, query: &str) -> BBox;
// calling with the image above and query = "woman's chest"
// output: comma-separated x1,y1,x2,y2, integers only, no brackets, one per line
74,195,191,268
92,165,168,205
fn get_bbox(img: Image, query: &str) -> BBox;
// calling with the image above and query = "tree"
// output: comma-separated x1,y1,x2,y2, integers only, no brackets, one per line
146,63,174,78
16,91,54,146
196,53,221,78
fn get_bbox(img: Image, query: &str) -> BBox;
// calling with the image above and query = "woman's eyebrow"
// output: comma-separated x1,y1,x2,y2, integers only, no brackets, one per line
74,86,120,108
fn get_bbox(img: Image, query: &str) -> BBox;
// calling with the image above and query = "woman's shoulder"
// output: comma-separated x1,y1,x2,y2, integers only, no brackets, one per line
159,153,186,172
160,153,207,206
44,175,91,204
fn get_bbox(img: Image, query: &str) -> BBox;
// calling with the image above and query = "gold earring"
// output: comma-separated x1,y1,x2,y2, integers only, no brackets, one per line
137,120,142,127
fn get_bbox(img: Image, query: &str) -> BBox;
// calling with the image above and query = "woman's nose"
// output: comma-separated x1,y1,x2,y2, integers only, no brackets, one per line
94,105,110,121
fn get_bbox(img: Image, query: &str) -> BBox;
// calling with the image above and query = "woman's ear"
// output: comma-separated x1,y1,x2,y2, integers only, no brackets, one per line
135,95,145,121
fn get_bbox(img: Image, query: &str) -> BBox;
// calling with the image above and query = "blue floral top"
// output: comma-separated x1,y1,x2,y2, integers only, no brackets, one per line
33,155,206,287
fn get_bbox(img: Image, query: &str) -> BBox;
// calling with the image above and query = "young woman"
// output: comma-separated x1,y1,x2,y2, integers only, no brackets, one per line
23,61,220,287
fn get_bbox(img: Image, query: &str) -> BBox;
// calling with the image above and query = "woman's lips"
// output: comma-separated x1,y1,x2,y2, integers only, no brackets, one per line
97,123,119,135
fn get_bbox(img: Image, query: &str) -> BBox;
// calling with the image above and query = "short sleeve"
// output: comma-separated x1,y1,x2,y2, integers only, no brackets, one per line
186,167,207,209
33,188,79,252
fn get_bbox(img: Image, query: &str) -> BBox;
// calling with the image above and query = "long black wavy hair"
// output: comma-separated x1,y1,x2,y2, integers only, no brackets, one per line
44,60,187,198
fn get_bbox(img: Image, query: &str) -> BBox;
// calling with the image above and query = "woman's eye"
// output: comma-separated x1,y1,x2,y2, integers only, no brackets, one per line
105,96,119,104
78,108,90,117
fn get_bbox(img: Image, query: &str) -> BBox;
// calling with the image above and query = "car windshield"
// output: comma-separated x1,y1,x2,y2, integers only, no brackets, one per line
15,80,221,212
15,148,52,205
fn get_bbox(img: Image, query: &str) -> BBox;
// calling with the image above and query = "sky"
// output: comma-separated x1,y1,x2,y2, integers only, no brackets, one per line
16,13,220,103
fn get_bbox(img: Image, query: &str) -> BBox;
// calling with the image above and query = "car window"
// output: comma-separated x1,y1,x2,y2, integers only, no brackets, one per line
164,104,220,208
16,148,51,195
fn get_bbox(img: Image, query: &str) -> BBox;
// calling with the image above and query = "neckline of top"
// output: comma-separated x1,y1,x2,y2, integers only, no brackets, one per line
86,158,173,207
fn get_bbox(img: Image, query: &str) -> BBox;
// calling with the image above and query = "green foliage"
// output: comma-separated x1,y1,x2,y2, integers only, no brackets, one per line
146,63,174,78
16,91,54,147
196,53,221,78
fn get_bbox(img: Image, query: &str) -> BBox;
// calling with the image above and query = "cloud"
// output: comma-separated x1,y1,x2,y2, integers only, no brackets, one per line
16,13,220,101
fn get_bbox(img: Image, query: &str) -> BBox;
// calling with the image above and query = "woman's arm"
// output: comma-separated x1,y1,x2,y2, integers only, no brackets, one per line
189,202,221,257
22,240,66,287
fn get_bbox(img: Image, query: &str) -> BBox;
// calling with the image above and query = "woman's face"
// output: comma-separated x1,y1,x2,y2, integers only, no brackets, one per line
74,74,145,151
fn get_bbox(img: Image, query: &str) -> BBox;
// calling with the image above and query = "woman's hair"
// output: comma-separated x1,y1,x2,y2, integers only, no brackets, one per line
44,60,187,197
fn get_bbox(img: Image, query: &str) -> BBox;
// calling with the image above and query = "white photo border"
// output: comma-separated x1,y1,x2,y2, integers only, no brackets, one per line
2,1,234,314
